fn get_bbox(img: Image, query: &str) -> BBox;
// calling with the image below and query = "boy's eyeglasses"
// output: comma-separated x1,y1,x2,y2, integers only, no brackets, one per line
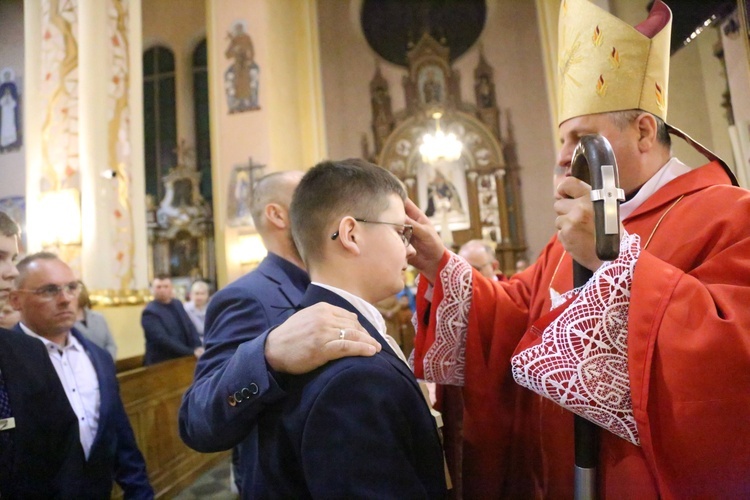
15,281,82,300
331,218,413,247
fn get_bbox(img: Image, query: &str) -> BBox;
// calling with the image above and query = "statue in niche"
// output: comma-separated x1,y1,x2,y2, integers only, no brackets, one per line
418,65,445,105
0,68,21,153
225,21,260,113
477,74,493,108
425,168,463,217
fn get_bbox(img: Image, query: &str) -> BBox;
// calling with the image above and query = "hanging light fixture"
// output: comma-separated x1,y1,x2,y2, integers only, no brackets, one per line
419,112,463,164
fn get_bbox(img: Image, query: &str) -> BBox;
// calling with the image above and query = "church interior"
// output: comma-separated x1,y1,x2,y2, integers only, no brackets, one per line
1,0,749,496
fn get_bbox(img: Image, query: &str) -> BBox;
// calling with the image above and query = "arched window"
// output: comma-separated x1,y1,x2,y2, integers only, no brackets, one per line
143,45,177,202
192,39,212,202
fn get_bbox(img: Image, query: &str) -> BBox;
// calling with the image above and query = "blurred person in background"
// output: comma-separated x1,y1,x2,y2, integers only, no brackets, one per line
183,280,210,344
74,281,117,359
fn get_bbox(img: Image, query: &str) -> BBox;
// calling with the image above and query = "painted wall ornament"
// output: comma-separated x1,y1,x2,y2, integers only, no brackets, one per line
224,21,260,113
0,68,22,153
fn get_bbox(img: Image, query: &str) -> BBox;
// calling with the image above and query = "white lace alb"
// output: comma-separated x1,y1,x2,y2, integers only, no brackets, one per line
511,232,641,445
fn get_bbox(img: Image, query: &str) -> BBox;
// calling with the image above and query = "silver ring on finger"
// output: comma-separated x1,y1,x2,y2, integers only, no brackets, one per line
339,328,346,341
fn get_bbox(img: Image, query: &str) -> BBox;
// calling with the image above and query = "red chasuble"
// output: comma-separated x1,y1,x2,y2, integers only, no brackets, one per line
413,161,750,499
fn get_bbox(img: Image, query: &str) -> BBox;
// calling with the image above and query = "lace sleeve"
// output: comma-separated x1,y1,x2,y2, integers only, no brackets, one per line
511,231,642,445
421,253,473,386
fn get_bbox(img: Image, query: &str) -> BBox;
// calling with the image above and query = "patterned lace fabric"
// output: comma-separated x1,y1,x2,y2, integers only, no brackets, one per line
421,254,473,386
511,232,642,445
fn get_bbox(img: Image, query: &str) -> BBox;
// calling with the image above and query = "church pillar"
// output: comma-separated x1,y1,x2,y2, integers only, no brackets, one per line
24,0,148,292
207,0,326,286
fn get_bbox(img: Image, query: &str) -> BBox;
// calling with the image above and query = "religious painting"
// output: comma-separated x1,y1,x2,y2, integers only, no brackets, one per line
417,64,446,106
0,68,22,153
227,161,265,227
172,178,193,208
169,230,200,278
417,160,470,233
224,20,260,113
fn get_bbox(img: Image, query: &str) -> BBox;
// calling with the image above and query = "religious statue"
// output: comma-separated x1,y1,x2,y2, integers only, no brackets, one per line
224,21,260,113
422,70,442,105
477,74,493,108
425,168,463,218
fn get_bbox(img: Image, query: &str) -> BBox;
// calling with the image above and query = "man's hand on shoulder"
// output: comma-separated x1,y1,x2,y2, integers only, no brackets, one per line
265,303,380,375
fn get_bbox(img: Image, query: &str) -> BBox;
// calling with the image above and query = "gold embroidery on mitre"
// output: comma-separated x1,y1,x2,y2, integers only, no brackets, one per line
596,75,607,97
608,46,620,69
559,34,584,89
655,81,665,111
557,0,673,124
592,26,602,47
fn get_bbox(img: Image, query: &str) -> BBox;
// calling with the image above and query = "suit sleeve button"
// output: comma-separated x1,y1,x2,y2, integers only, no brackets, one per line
228,395,237,407
249,382,259,395
241,387,252,398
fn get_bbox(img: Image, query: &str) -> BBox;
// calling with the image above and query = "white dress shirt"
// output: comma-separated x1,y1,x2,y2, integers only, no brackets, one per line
21,324,101,459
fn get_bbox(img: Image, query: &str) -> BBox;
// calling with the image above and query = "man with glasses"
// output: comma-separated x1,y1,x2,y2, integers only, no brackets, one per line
458,239,506,282
0,211,82,498
252,158,444,497
10,252,153,498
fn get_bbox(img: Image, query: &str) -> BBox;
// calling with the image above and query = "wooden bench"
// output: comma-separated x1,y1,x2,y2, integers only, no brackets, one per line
114,356,229,498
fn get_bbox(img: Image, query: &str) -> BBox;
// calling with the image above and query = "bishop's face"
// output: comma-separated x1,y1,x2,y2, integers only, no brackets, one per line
556,113,642,197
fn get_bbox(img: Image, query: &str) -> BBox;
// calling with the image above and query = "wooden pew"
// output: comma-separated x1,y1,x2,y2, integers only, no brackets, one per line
114,356,229,498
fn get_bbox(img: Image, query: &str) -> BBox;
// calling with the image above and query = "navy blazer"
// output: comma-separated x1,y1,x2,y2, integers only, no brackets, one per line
13,325,153,498
141,299,201,365
0,328,80,499
179,253,309,493
257,285,446,499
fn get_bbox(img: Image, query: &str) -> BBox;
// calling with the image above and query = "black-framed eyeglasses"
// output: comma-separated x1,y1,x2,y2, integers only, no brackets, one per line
331,218,413,247
15,281,82,300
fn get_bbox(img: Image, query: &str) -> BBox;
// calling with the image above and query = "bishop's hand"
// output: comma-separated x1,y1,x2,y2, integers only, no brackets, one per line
404,198,445,284
553,177,607,272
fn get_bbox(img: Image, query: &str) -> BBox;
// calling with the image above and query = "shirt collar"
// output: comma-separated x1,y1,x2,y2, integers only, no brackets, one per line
620,157,691,220
19,323,80,353
310,282,387,337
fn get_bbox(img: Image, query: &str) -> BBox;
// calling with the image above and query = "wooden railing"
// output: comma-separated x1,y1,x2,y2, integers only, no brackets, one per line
114,356,229,498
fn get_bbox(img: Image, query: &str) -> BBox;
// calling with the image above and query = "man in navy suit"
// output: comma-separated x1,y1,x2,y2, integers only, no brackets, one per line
0,211,81,498
256,158,445,497
179,171,382,494
142,273,203,365
10,252,153,498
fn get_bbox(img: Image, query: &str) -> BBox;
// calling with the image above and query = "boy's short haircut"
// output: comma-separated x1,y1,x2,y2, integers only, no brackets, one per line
290,158,406,266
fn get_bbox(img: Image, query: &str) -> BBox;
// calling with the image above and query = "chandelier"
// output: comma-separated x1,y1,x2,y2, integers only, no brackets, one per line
419,112,463,164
